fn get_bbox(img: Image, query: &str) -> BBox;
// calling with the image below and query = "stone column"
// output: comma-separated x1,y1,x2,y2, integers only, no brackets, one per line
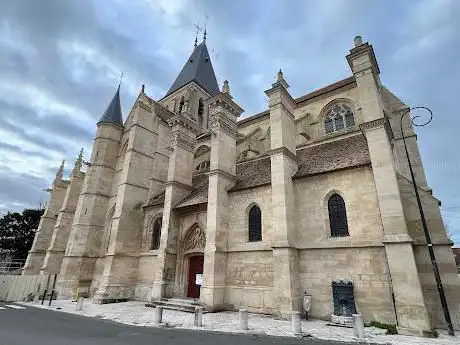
41,150,85,275
265,70,300,318
201,82,243,310
151,114,200,300
57,123,122,299
23,161,68,275
93,100,159,303
348,36,431,334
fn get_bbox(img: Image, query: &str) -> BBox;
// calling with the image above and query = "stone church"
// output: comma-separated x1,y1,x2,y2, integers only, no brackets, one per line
24,35,460,335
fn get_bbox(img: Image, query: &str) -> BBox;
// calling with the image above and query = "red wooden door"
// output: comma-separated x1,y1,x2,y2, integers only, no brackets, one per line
187,255,204,298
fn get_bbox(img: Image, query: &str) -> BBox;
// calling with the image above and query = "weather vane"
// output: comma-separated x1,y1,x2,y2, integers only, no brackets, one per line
194,21,202,47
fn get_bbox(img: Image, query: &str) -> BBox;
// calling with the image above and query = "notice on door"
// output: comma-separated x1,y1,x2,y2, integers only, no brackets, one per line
195,273,203,286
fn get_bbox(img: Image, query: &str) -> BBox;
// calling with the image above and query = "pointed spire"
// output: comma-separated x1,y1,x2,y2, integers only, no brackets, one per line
194,35,198,48
54,160,65,182
98,84,123,126
73,148,83,174
164,41,219,98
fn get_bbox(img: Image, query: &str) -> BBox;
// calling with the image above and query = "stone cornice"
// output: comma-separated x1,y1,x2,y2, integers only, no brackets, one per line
137,101,152,113
269,147,297,163
207,92,244,116
264,83,297,109
165,180,194,192
207,169,238,182
168,114,200,133
359,117,393,140
169,130,196,152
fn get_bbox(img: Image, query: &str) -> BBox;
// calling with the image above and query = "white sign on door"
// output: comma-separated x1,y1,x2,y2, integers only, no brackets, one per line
195,273,203,286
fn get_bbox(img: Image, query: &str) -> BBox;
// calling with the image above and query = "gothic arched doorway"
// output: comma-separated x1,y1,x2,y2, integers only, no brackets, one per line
187,255,204,298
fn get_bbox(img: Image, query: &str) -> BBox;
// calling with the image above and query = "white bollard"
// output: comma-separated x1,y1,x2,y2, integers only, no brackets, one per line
194,306,204,327
292,311,302,335
239,309,248,330
75,297,84,311
353,314,365,339
154,306,163,324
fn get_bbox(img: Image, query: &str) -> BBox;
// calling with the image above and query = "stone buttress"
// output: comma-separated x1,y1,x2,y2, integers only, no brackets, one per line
41,150,85,275
200,81,243,310
348,37,432,335
23,161,68,275
265,70,301,318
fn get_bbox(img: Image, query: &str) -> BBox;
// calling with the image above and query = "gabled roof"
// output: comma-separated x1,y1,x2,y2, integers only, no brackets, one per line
98,85,123,126
165,42,220,98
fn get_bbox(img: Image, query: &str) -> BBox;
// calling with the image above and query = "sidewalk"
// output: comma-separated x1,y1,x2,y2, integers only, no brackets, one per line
21,299,458,345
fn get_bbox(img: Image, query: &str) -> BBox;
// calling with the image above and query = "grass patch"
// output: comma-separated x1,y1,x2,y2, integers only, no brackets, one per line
366,321,398,335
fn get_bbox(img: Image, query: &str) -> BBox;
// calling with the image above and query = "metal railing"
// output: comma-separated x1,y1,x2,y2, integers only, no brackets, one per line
0,260,26,275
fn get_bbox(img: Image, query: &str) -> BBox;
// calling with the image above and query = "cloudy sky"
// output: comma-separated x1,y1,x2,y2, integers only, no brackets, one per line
1,0,459,243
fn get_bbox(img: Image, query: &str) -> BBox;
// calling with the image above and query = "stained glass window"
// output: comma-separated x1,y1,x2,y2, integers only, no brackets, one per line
328,194,349,237
248,205,262,242
324,103,355,134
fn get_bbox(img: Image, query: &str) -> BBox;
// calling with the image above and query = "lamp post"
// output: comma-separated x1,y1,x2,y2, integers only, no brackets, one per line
399,106,454,336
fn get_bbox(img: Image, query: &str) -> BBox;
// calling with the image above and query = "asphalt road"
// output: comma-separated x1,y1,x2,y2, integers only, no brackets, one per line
0,302,356,345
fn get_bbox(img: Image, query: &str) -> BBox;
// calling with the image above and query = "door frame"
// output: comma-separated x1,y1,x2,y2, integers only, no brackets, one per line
186,253,204,298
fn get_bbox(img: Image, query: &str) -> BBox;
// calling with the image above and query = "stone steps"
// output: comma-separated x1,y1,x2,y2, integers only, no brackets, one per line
146,297,204,313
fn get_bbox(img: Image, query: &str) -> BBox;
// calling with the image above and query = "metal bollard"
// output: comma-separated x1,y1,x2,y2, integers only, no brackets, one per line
194,306,204,327
292,311,302,335
352,314,365,339
154,306,163,324
76,297,84,311
239,309,248,330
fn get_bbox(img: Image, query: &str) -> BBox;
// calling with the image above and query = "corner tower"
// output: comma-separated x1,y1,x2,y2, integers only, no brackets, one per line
57,85,123,298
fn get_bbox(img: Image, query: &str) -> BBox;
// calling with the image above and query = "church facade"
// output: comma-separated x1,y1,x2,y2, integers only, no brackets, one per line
24,36,460,334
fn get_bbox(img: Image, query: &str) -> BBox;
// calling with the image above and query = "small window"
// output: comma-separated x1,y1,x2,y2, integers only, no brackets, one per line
151,218,162,250
248,205,262,242
324,103,355,134
328,194,349,237
198,98,204,117
178,96,185,113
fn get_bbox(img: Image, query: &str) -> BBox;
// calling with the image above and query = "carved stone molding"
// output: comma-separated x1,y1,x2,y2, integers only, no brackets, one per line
359,117,393,140
209,113,238,139
169,130,196,152
183,224,206,251
137,101,152,113
208,94,244,117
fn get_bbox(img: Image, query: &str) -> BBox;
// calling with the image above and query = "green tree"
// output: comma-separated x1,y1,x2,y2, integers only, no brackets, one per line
0,208,44,261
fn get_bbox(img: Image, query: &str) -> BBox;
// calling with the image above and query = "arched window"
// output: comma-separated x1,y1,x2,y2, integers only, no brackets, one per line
328,194,349,237
248,205,262,242
178,96,185,113
150,218,162,250
324,103,355,134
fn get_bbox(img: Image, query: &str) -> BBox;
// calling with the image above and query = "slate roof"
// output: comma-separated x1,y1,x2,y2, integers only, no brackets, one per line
165,42,220,98
171,134,371,206
98,85,123,126
295,134,370,178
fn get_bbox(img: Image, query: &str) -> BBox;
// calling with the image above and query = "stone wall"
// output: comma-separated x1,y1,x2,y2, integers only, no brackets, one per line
298,247,395,323
225,251,274,313
135,254,159,301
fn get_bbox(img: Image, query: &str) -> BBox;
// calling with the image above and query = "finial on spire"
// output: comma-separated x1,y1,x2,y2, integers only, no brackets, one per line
277,69,284,82
193,21,202,48
203,14,208,42
73,148,83,173
354,35,363,47
222,80,231,95
272,68,289,89
119,72,124,87
55,160,65,182
141,84,145,93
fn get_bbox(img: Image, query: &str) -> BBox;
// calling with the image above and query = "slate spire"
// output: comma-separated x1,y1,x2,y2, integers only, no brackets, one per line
98,85,123,126
165,41,219,98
